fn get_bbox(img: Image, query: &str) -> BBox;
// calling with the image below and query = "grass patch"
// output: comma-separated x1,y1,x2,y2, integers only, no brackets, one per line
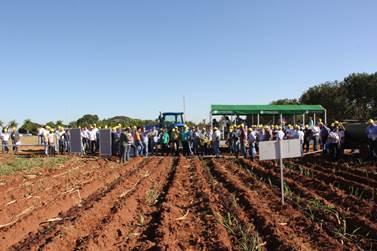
0,156,69,176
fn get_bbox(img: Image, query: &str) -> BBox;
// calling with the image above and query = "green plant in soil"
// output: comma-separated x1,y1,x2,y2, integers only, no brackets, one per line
145,188,160,206
0,156,69,176
216,211,264,251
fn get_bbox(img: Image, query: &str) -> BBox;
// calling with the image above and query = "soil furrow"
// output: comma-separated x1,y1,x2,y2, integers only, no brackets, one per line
8,158,153,251
209,158,319,251
238,159,377,250
198,158,267,251
0,158,143,249
74,157,172,250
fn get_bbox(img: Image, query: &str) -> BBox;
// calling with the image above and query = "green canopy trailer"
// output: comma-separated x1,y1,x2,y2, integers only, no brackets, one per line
210,104,327,130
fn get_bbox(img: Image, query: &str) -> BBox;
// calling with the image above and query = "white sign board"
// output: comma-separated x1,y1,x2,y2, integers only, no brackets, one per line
259,139,302,161
258,138,302,206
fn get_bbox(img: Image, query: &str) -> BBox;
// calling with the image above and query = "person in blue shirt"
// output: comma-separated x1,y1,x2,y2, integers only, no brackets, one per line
366,119,377,160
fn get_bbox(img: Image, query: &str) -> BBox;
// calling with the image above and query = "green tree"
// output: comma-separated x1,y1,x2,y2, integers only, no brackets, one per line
56,120,65,127
342,73,377,120
270,98,300,105
22,119,34,134
76,114,99,127
300,81,348,122
45,121,56,128
7,120,18,128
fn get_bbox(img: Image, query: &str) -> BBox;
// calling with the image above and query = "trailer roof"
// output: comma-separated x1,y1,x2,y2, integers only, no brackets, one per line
211,104,325,115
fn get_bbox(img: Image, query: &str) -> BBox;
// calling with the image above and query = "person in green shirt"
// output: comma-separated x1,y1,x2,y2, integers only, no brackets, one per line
180,126,190,156
160,128,170,156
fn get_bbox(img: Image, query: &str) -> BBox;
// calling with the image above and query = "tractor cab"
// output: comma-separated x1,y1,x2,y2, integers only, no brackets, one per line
159,112,185,130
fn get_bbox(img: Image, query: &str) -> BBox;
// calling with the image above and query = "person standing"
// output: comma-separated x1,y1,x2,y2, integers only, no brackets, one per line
160,128,170,156
134,127,144,156
47,129,56,157
142,127,149,157
311,124,320,151
180,126,190,156
212,127,221,157
56,126,65,155
87,126,97,154
247,128,256,161
120,128,132,163
193,127,201,155
366,119,377,160
319,122,330,153
169,128,177,155
239,124,247,158
303,125,312,152
10,127,20,154
1,128,10,153
327,128,340,161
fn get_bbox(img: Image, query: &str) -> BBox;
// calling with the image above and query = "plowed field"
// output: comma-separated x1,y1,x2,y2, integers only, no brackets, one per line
1,155,376,250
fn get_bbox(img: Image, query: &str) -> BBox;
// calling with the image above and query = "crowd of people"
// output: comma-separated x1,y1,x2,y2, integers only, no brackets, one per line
1,118,377,162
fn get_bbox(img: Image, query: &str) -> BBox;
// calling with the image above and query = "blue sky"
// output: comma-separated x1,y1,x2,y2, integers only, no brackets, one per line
1,0,376,125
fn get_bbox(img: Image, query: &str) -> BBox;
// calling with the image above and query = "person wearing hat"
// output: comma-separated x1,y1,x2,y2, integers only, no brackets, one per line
180,126,190,156
247,128,256,161
200,128,209,156
1,128,10,153
160,128,170,156
87,125,97,154
212,127,221,157
47,129,56,157
192,127,201,155
319,122,330,154
327,127,340,161
120,127,132,163
56,126,66,155
366,119,377,159
10,127,20,154
239,124,247,158
227,126,235,154
303,125,312,153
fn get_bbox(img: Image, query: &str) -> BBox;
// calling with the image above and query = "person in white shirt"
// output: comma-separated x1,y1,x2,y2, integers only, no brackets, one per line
212,127,221,157
81,127,89,154
247,128,256,160
327,128,340,161
311,125,320,151
47,129,56,156
1,128,10,153
276,127,285,140
87,126,97,154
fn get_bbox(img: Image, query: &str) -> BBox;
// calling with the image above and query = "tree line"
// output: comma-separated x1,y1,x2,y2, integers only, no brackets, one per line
2,71,375,134
271,72,377,122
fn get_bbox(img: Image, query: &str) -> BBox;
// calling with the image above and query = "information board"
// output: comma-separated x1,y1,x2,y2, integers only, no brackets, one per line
69,128,82,154
99,129,112,157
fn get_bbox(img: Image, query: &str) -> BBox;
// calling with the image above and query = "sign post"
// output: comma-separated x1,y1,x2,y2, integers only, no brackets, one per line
279,139,285,205
259,139,302,205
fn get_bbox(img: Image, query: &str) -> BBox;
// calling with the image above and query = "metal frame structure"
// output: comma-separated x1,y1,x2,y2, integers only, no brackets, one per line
210,104,327,130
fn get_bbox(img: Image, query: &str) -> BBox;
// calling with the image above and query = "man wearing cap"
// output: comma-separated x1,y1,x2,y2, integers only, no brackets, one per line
10,127,20,154
120,128,132,163
1,128,10,153
212,127,221,157
160,128,170,156
180,126,190,156
366,119,377,159
239,124,247,158
247,128,256,161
